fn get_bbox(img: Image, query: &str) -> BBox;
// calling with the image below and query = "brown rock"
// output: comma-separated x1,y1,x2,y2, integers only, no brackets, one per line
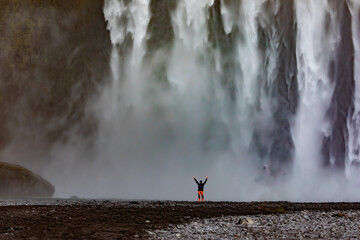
0,162,54,197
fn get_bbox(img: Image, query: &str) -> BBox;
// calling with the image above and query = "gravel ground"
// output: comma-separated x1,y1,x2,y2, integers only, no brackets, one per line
151,210,360,239
1,201,360,239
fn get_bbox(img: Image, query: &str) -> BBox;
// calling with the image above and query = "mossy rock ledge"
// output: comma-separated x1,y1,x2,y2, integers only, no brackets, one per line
0,162,54,198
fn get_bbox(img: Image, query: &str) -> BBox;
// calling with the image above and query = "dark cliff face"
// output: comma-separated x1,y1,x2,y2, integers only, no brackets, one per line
257,0,298,175
0,0,111,159
321,1,355,169
147,0,177,52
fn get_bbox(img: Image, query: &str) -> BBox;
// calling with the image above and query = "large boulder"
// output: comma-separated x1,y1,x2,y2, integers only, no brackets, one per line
0,162,54,198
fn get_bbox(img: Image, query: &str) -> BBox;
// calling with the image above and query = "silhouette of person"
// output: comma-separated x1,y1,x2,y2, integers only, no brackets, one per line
193,176,208,202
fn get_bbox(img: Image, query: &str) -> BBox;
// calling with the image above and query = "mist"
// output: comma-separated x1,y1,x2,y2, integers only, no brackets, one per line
2,0,358,202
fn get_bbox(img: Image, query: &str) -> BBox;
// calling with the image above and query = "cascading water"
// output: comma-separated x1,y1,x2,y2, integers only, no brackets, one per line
292,1,340,190
46,0,360,201
347,1,360,182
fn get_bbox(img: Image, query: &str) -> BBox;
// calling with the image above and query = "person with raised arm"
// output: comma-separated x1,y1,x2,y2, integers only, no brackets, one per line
193,176,208,202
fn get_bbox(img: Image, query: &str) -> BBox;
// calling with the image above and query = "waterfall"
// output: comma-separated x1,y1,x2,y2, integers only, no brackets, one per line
292,1,339,179
347,0,360,181
47,0,360,201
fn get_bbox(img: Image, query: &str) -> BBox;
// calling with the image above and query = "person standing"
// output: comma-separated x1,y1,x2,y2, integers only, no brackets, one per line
193,176,208,202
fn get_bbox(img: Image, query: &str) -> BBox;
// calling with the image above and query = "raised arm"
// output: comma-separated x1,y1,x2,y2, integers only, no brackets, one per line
203,177,208,185
193,176,199,185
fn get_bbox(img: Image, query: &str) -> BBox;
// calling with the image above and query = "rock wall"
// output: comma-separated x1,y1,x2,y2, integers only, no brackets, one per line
0,0,111,162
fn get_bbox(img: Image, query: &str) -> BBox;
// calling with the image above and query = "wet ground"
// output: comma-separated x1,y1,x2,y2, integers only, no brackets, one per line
1,200,360,239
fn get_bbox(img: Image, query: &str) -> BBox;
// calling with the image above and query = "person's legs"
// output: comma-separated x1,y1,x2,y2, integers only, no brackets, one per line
198,191,204,202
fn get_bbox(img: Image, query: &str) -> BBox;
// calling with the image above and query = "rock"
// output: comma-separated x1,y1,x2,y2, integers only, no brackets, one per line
0,162,54,198
237,218,255,225
332,213,347,218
